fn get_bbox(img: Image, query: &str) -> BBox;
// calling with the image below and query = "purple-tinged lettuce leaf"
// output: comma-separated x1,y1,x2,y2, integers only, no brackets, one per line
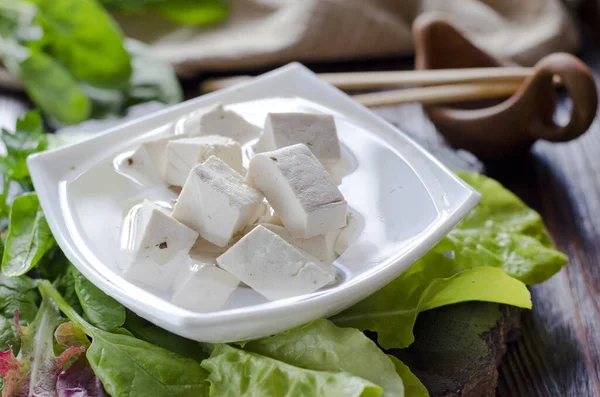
57,354,107,397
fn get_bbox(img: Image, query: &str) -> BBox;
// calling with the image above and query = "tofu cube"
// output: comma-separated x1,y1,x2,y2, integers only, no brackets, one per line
246,144,347,239
165,135,243,187
172,156,264,247
216,225,335,300
186,103,261,143
334,213,359,256
254,113,341,164
123,200,198,291
126,136,180,182
172,264,239,312
262,224,340,265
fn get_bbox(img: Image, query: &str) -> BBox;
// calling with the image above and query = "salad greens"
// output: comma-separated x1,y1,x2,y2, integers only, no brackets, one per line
0,111,569,396
70,266,126,331
332,251,532,349
243,318,404,396
101,0,229,25
202,344,381,397
0,111,47,187
448,171,568,284
0,0,184,125
1,193,55,277
0,273,39,324
39,280,210,397
0,298,64,396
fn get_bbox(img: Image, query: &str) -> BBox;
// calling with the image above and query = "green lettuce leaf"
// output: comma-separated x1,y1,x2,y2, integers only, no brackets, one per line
202,344,381,397
17,50,92,125
39,280,209,397
0,110,47,185
0,316,20,353
70,265,126,331
104,0,229,25
1,193,55,277
332,251,531,350
453,171,567,284
388,356,428,397
0,273,39,323
124,310,210,362
29,0,132,88
455,172,553,245
244,318,404,396
0,298,64,396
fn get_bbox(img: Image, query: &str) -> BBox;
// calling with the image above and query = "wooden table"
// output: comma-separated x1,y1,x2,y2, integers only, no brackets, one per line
1,46,599,397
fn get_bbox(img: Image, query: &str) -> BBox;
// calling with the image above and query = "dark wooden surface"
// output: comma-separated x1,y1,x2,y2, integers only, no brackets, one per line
2,27,600,397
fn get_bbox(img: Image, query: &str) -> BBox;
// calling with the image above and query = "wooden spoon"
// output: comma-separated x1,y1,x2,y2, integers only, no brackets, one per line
413,14,598,159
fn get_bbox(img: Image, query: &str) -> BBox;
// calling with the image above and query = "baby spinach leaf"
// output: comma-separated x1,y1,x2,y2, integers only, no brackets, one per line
18,50,92,125
38,280,210,397
124,310,209,361
70,266,125,331
0,4,91,125
244,318,404,397
124,39,182,108
141,0,229,25
0,174,10,220
0,110,47,184
0,316,20,354
202,344,381,397
103,0,229,25
36,247,70,282
452,172,568,284
0,273,39,323
1,193,55,277
56,267,83,316
29,0,132,88
333,251,531,350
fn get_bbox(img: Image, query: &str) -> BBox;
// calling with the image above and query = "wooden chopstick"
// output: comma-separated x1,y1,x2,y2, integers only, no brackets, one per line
353,82,523,107
200,67,533,93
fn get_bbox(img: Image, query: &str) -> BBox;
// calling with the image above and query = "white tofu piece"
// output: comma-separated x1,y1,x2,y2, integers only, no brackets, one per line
165,135,243,187
123,200,198,291
126,136,180,182
246,144,347,239
185,103,261,143
216,225,335,300
254,113,342,164
172,156,264,247
261,224,340,265
254,202,283,226
334,213,359,256
172,264,239,312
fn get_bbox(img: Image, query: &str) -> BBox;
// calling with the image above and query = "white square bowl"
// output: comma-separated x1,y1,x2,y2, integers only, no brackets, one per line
28,63,480,342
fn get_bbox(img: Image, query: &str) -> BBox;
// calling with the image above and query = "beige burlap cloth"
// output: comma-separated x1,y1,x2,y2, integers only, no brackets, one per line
114,0,580,76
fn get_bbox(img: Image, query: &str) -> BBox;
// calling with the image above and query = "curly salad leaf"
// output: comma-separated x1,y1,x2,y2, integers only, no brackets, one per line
449,171,568,284
333,172,566,350
243,318,405,397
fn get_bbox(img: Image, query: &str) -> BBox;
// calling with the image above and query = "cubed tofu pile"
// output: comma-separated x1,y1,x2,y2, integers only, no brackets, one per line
122,103,352,312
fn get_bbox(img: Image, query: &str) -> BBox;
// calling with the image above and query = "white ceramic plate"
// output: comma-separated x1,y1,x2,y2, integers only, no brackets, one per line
28,63,480,342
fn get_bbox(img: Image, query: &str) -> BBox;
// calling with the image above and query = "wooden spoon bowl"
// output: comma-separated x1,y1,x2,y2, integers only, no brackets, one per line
413,14,598,159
